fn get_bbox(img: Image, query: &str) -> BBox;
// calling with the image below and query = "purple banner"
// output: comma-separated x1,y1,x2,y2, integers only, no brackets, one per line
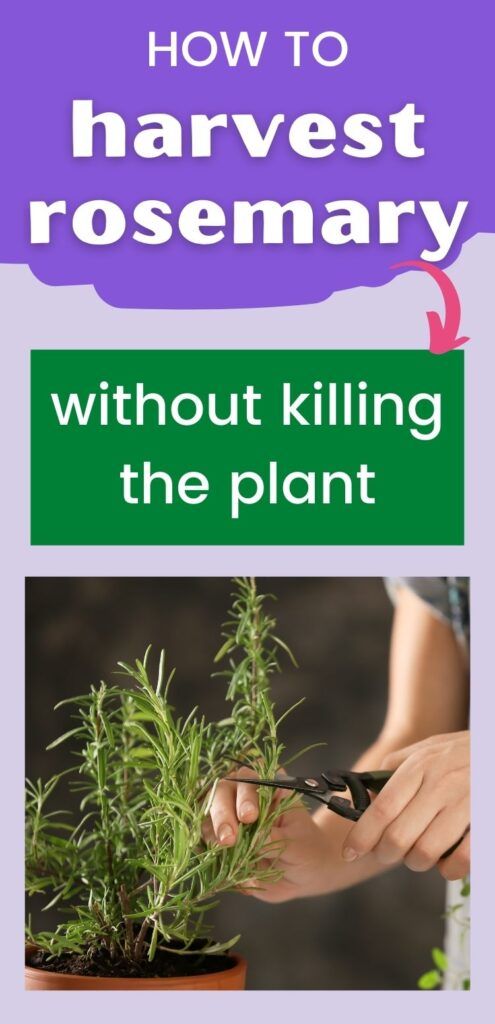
1,0,492,309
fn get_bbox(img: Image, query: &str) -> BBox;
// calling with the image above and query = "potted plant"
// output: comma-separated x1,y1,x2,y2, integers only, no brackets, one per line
25,578,302,990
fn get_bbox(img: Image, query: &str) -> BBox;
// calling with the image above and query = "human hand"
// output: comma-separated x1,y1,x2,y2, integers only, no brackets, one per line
342,732,470,881
202,767,333,903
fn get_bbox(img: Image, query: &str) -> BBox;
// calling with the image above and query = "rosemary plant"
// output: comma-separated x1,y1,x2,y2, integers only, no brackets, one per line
26,578,301,970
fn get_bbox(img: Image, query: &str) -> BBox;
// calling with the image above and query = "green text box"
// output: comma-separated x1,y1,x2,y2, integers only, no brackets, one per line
31,350,464,545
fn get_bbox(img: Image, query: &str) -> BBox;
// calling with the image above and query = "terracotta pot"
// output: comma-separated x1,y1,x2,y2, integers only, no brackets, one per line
25,945,247,990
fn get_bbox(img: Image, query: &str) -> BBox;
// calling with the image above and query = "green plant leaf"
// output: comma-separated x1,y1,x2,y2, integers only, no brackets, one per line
418,970,441,990
46,727,83,750
282,741,327,767
214,638,235,663
202,934,240,955
431,947,448,971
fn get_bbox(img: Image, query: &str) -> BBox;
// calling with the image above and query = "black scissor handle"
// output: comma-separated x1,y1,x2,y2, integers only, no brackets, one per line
322,769,394,821
357,770,394,793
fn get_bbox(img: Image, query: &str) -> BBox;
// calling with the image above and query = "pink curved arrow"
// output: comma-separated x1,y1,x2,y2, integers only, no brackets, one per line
391,260,470,355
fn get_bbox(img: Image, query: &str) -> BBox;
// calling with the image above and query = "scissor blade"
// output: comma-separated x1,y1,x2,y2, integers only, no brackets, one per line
227,774,328,798
227,775,295,792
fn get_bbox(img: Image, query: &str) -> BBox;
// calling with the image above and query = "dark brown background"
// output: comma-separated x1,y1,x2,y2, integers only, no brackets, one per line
25,577,444,989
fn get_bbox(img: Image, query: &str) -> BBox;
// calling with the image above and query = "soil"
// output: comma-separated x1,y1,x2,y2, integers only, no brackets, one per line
27,945,234,979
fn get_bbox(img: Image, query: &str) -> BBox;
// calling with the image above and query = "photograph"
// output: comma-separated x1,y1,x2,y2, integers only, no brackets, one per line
25,576,470,991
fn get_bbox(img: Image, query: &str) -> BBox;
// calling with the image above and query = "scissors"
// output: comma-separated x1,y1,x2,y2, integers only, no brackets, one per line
228,767,467,857
228,768,393,822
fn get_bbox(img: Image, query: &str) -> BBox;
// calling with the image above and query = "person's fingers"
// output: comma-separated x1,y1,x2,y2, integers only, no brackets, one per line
235,778,260,825
404,799,470,872
380,737,440,771
437,830,470,882
381,732,469,773
209,779,238,846
201,816,215,843
372,790,439,866
207,764,303,851
234,764,296,826
380,746,414,772
342,759,424,861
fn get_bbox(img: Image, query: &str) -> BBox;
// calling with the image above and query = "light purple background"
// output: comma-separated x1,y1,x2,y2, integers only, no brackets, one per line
2,233,492,1015
1,0,493,308
2,0,491,1010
